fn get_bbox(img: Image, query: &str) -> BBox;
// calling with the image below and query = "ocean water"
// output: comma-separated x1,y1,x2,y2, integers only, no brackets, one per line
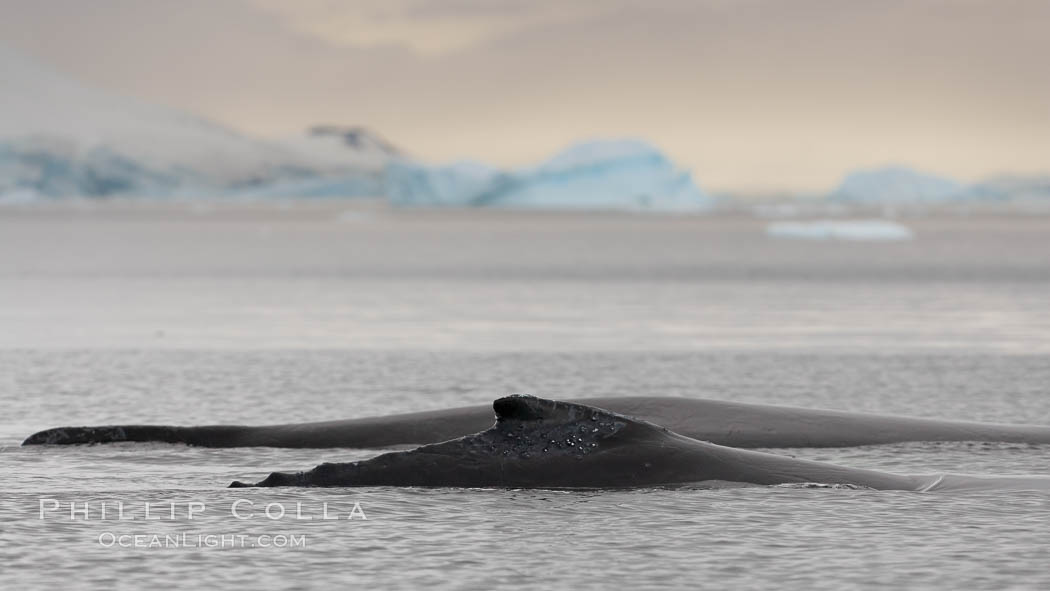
2,202,1050,589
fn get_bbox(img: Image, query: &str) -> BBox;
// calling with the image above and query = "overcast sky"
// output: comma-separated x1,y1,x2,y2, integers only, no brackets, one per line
1,0,1046,192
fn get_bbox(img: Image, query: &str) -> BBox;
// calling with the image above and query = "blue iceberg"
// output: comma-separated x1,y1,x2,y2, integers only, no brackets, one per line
385,139,712,211
385,160,507,206
830,166,965,203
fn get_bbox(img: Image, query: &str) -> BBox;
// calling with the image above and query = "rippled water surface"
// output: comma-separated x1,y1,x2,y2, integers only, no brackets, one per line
2,204,1050,589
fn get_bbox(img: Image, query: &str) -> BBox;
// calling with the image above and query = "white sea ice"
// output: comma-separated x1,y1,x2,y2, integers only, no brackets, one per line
766,219,914,241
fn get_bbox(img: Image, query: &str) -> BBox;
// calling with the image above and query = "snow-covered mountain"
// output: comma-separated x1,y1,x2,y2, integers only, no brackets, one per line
385,139,712,211
0,46,391,198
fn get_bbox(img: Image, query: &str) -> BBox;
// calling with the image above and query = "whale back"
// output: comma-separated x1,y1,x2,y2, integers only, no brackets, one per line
232,395,943,490
236,395,699,488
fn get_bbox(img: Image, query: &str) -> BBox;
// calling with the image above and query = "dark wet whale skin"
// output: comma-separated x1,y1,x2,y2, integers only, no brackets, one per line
24,396,1050,449
229,395,936,490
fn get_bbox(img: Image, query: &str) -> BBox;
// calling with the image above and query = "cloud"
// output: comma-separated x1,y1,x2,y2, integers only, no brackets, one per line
244,0,596,55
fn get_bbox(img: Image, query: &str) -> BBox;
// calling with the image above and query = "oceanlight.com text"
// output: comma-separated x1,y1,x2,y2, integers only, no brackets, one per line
97,532,308,549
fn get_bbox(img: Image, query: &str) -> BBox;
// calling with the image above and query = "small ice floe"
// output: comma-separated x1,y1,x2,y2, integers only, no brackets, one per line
765,219,914,241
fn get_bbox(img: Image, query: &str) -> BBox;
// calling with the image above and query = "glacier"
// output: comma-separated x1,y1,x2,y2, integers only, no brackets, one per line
0,47,390,200
0,137,183,198
385,139,713,211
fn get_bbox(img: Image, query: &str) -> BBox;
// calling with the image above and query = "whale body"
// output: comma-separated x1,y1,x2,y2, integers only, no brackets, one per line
23,396,1050,449
229,395,1050,492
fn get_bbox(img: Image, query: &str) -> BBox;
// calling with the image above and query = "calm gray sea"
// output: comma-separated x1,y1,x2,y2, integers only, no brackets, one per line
2,202,1049,589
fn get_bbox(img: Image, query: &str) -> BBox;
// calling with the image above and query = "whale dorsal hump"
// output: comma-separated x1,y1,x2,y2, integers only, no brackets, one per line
493,394,561,421
493,394,622,424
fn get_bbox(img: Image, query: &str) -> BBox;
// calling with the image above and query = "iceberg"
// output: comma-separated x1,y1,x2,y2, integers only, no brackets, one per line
830,166,964,204
385,160,508,206
766,219,914,241
385,139,712,211
827,166,1050,206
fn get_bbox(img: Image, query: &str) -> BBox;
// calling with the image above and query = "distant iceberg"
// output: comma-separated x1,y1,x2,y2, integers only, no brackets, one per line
385,139,712,211
385,160,507,207
965,175,1050,202
826,166,1050,205
766,219,914,241
830,166,964,204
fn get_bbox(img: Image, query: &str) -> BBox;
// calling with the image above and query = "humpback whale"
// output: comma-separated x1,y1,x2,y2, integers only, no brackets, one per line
229,395,1050,491
23,396,1050,449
